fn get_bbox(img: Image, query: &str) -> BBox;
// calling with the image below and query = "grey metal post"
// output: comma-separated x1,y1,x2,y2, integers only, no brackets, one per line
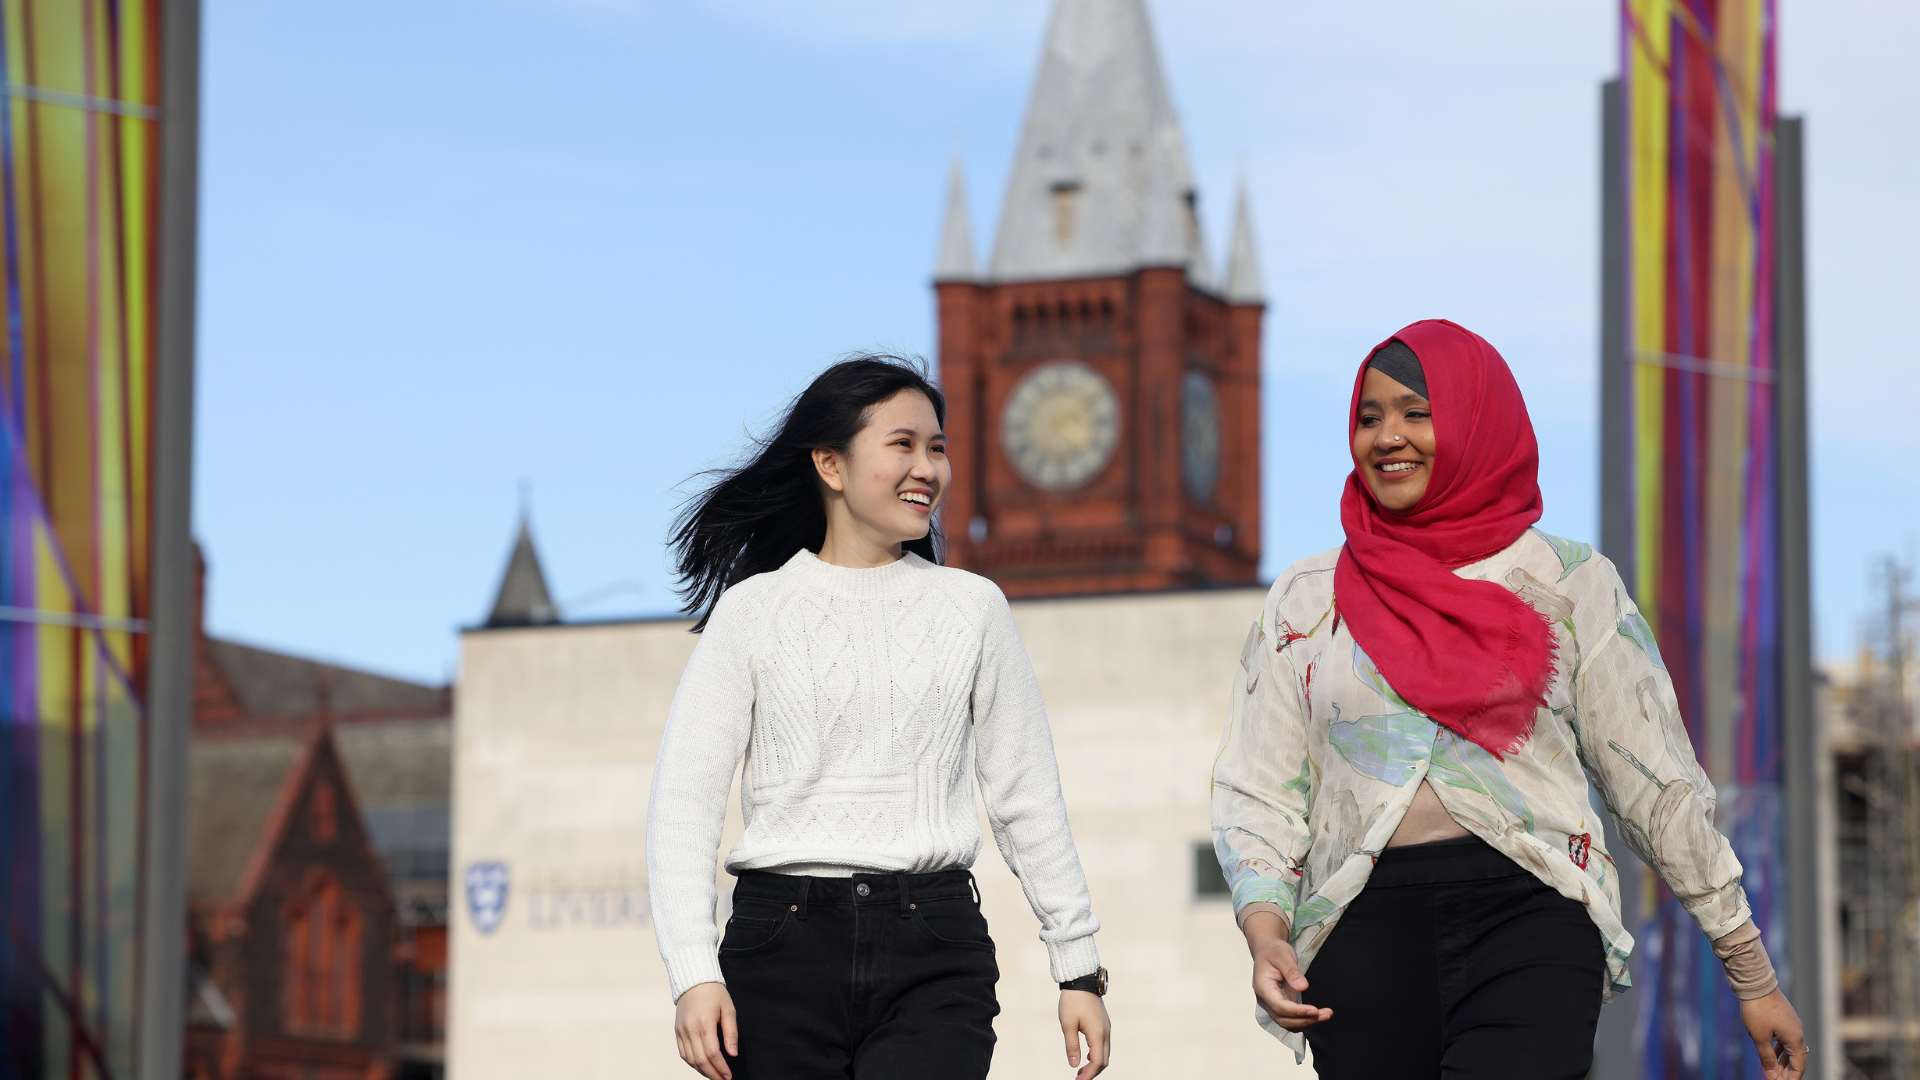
1590,76,1644,1080
1774,114,1833,1078
1597,77,1633,583
137,0,201,1075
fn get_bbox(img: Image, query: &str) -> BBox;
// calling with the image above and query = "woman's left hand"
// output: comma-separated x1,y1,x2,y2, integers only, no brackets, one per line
1738,988,1808,1079
1058,991,1110,1079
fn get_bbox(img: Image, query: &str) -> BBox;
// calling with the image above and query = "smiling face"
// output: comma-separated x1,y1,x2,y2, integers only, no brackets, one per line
815,389,950,554
1352,366,1436,512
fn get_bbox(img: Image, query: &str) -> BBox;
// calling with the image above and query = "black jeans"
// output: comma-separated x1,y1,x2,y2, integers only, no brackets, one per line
718,868,1000,1079
1303,835,1606,1079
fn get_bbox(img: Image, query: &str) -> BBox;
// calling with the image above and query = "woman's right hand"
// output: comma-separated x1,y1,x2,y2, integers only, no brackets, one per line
1244,912,1332,1032
673,982,739,1080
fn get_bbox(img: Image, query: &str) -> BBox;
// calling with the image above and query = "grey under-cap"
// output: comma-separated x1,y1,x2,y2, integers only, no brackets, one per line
1367,339,1428,400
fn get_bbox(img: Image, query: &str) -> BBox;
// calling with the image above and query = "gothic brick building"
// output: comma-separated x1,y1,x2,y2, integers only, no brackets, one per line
184,548,452,1080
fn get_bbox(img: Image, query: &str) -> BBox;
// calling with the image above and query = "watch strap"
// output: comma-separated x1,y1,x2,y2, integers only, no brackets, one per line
1058,967,1108,996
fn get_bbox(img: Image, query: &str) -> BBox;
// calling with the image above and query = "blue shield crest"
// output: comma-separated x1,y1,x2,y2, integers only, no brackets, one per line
465,860,510,935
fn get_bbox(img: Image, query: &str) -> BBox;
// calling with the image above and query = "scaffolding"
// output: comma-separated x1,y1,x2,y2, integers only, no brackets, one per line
1837,556,1920,1079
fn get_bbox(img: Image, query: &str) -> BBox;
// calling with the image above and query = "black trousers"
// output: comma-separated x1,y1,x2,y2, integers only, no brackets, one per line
718,868,1000,1079
1303,835,1606,1079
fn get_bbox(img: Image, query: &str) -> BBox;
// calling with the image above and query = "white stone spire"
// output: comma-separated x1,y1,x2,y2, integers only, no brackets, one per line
986,0,1209,286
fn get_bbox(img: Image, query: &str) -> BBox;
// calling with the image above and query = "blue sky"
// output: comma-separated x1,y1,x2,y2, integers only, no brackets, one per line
196,1,1918,684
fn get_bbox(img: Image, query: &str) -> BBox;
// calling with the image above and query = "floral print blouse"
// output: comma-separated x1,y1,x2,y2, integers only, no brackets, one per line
1211,529,1751,1056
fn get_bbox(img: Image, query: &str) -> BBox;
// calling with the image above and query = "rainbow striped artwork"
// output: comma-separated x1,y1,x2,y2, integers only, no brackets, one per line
0,1,164,1076
1619,0,1784,1074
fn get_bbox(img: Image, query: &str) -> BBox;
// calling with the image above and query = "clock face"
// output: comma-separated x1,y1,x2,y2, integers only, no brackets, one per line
1182,370,1222,503
1001,361,1121,493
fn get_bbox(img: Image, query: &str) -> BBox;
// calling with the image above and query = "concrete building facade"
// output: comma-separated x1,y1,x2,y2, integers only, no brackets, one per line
449,581,1319,1076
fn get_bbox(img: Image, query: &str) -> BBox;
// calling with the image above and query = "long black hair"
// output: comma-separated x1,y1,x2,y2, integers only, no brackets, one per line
671,354,947,631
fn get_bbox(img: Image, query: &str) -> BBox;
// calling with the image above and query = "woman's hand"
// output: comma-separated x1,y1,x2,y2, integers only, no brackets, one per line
1244,911,1331,1032
1059,990,1111,1078
673,982,738,1080
1738,988,1808,1079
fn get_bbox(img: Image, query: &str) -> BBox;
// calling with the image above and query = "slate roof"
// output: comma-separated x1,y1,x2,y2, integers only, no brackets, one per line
186,732,306,907
189,666,450,913
205,638,448,719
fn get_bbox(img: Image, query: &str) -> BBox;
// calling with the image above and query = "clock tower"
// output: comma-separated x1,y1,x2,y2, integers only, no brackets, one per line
933,0,1265,598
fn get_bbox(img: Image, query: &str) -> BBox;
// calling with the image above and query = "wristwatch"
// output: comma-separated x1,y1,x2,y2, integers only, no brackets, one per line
1059,967,1109,997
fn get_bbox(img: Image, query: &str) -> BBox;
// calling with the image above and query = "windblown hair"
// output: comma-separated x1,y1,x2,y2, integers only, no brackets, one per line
670,354,946,631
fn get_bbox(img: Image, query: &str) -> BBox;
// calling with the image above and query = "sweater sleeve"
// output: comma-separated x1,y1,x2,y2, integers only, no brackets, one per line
1571,556,1752,942
970,586,1101,982
646,587,757,1002
1211,612,1314,933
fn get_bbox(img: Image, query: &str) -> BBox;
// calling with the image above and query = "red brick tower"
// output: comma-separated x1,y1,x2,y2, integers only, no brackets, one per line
934,0,1265,598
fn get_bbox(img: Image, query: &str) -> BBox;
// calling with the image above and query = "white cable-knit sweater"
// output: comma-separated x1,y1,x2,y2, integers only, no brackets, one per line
646,549,1101,1001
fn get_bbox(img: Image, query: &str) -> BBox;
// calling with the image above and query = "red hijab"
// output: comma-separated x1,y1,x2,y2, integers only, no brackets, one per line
1333,319,1553,758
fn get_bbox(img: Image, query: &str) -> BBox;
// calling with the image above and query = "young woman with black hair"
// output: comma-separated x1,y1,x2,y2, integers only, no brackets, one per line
647,355,1111,1080
1212,320,1807,1078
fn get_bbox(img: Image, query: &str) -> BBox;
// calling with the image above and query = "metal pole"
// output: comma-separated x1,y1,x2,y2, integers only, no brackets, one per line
1597,78,1632,579
1774,113,1837,1080
137,0,201,1074
1590,75,1643,1080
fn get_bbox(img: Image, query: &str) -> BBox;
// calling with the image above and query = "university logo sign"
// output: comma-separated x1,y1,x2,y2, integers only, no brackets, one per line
465,860,511,935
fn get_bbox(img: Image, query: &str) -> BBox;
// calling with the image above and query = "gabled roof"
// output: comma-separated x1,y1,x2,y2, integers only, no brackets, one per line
204,638,448,720
186,731,307,908
186,724,394,913
334,715,453,913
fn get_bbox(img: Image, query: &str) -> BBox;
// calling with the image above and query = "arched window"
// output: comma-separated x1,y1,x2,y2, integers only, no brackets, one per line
283,870,363,1037
310,782,337,843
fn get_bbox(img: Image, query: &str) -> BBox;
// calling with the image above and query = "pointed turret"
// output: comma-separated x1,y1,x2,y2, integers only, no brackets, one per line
934,156,976,281
484,514,558,629
1223,176,1265,304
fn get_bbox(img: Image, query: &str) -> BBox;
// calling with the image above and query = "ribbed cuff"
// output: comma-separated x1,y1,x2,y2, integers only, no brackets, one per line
1045,934,1101,983
1711,918,1779,1000
1236,901,1291,934
664,947,726,1003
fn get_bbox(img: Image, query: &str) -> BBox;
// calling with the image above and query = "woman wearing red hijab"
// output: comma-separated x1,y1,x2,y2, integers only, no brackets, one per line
1210,320,1807,1078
